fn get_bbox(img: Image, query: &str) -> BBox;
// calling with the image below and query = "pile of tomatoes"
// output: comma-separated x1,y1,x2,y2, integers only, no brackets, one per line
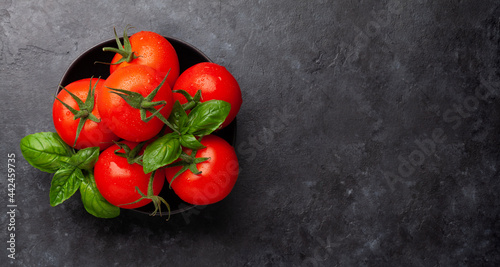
20,27,242,219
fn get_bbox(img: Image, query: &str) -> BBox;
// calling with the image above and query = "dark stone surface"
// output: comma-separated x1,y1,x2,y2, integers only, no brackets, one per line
1,0,499,266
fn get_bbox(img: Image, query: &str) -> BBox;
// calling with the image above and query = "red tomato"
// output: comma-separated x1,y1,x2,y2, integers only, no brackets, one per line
94,141,165,209
52,78,119,150
165,135,239,205
109,31,180,88
98,64,174,142
172,62,242,129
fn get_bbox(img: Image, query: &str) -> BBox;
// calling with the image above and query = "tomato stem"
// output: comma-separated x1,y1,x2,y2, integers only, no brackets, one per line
118,170,171,220
106,71,180,134
55,77,101,147
102,25,140,65
167,149,210,188
172,89,203,111
113,141,145,166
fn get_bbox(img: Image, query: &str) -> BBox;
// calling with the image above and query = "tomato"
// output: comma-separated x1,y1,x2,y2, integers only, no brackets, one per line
94,141,165,209
52,78,119,150
172,62,242,129
109,30,180,88
165,135,239,205
98,64,174,142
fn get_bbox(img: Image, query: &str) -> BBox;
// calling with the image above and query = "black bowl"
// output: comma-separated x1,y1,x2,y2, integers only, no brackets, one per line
59,36,237,216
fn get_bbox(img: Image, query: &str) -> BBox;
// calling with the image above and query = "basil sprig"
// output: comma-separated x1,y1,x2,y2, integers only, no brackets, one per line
48,146,99,206
49,166,84,206
20,132,73,173
143,133,182,174
20,132,118,218
186,99,231,136
142,96,230,174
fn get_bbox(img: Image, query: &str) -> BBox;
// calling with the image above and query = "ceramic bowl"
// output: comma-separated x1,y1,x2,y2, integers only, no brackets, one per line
58,36,237,216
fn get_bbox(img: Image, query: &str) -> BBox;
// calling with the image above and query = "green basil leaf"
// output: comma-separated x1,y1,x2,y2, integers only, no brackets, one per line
69,146,99,170
20,132,74,173
49,166,84,206
143,133,182,174
180,134,205,150
186,100,231,136
167,100,189,133
80,171,120,218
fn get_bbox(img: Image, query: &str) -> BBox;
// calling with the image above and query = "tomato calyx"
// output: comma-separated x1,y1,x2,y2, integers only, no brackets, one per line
106,72,179,134
113,141,145,166
166,149,210,188
121,170,171,220
55,77,101,147
173,89,202,111
102,25,139,65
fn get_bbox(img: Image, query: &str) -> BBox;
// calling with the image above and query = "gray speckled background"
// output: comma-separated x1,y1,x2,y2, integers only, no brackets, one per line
1,0,499,266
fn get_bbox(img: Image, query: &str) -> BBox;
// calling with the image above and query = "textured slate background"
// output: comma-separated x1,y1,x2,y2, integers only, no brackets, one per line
1,0,499,266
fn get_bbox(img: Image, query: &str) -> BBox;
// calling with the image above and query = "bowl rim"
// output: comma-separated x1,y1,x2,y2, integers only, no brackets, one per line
58,35,213,89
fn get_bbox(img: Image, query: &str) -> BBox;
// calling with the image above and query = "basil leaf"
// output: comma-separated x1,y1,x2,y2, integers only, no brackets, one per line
20,132,73,173
80,171,120,218
167,100,189,134
186,100,231,136
180,134,205,150
49,166,84,206
143,133,182,174
69,146,99,170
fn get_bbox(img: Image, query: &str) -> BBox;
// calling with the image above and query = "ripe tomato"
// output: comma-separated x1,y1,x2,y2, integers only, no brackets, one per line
98,64,174,142
172,62,242,129
109,30,180,88
52,78,119,150
94,141,165,209
165,135,239,205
